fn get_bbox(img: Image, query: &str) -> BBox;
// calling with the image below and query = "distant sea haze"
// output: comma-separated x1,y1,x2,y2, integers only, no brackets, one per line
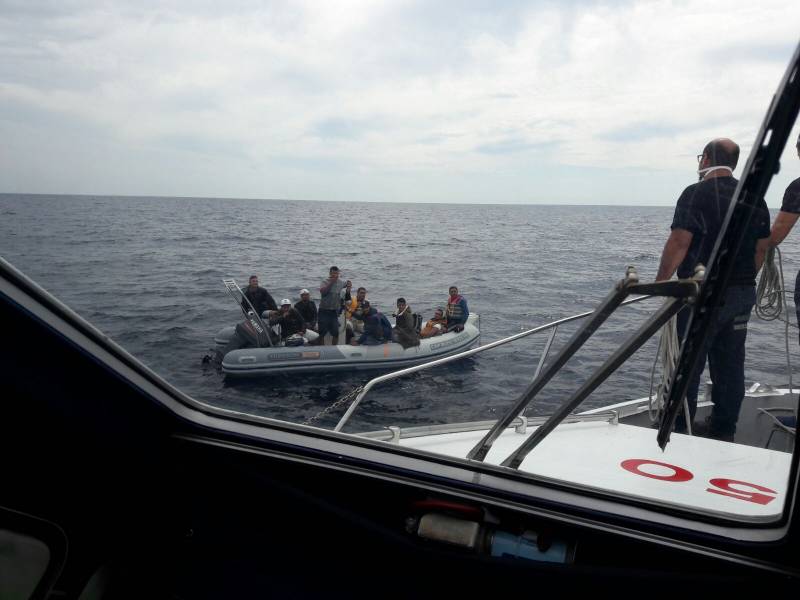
1,194,796,431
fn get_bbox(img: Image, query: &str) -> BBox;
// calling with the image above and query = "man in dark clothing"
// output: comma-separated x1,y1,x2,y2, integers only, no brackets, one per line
656,138,771,441
351,302,392,346
766,133,800,341
269,299,306,340
241,275,277,317
294,288,318,331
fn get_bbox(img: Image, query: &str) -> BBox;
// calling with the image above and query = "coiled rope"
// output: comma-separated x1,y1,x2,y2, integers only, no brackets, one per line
650,247,795,426
755,246,794,393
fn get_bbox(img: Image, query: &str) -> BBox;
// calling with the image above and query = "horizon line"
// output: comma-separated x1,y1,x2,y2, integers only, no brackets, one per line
0,191,678,208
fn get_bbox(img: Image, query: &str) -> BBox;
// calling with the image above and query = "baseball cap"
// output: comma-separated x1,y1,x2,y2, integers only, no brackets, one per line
300,289,310,295
281,298,291,306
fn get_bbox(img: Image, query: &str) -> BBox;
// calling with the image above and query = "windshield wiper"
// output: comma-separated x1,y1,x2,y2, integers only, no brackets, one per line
656,42,800,449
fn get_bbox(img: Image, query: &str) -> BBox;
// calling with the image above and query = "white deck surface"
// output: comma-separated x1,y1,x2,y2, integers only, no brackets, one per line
401,421,791,520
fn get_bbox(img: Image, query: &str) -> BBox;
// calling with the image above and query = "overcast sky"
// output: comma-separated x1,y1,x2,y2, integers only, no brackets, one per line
2,0,800,205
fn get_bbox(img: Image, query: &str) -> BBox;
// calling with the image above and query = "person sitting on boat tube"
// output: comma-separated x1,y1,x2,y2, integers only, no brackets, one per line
241,275,278,317
269,299,307,340
313,266,346,345
420,308,447,338
345,286,369,338
444,286,469,333
392,297,420,348
351,301,392,346
294,289,318,331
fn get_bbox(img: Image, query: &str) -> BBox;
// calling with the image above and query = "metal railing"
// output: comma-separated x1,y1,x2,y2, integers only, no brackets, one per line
334,294,654,432
358,411,620,444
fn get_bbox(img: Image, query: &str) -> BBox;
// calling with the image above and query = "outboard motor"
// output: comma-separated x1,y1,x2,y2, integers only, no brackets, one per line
219,315,277,356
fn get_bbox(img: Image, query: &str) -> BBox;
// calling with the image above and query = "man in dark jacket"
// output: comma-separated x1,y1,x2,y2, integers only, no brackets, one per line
294,288,318,331
351,302,392,346
270,299,306,340
241,275,277,317
656,138,770,441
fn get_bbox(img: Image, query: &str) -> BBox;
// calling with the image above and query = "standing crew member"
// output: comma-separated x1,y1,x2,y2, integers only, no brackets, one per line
655,138,770,441
766,133,800,340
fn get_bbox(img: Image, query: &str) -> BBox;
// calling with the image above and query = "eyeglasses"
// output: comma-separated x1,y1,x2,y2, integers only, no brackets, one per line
696,154,704,163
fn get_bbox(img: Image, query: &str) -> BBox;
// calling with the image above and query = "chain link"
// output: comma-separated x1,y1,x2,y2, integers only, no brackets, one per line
302,385,365,426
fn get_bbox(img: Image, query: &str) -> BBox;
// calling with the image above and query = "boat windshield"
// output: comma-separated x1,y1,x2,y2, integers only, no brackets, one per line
1,3,799,525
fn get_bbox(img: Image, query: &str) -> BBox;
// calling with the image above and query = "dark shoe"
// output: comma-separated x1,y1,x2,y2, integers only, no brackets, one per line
691,418,735,442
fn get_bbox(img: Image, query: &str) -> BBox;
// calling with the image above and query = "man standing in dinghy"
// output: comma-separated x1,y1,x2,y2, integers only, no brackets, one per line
314,266,345,345
444,286,469,333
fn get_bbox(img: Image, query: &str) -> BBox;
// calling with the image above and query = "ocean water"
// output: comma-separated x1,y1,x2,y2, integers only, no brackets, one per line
2,194,798,432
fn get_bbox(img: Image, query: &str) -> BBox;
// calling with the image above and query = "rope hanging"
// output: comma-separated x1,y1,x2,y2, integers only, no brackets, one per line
755,246,794,393
648,309,681,423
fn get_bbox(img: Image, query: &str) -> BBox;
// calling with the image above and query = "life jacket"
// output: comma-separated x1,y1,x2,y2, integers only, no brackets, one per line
345,297,360,319
446,295,465,323
421,317,446,338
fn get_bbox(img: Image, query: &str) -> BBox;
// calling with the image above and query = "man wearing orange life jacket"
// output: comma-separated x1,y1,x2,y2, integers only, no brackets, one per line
420,308,447,338
345,286,368,331
444,286,469,333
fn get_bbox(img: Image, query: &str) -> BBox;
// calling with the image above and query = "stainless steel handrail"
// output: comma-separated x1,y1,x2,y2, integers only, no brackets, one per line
357,411,620,443
334,294,654,432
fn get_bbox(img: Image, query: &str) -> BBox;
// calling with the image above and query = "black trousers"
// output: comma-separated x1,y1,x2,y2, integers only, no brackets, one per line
675,285,755,436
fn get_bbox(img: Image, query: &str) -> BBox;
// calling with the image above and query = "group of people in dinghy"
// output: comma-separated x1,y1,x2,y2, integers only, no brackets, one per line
241,266,469,349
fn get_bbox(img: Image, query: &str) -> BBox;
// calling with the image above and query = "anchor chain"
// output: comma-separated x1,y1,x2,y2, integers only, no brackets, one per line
303,385,365,426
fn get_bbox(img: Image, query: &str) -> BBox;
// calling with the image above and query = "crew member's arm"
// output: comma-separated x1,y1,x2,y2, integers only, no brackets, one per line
755,237,770,272
320,278,333,295
769,211,800,247
656,228,693,281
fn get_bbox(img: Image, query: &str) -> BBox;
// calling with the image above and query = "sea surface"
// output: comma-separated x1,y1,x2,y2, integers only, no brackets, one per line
2,194,798,432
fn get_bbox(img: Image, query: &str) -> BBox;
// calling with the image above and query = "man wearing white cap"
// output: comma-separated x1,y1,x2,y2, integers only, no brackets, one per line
294,288,317,332
269,298,306,340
